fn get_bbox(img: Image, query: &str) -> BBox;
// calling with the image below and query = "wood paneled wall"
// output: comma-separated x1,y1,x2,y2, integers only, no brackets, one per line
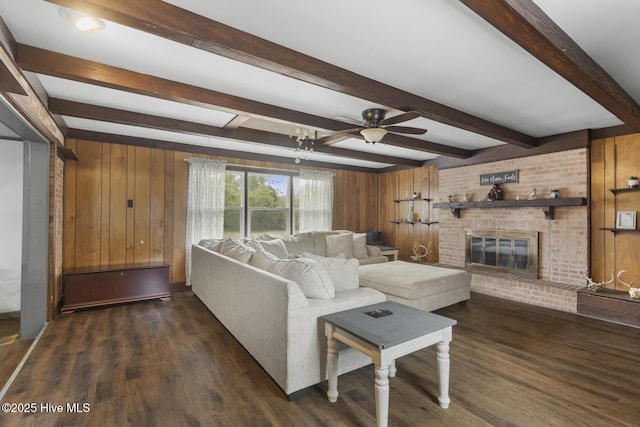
591,133,640,289
63,139,380,284
377,165,439,261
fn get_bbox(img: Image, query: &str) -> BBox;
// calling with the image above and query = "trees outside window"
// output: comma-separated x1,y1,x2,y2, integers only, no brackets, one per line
247,174,290,236
224,171,297,237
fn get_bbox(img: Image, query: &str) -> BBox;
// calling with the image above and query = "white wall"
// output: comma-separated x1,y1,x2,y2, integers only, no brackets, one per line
0,140,23,313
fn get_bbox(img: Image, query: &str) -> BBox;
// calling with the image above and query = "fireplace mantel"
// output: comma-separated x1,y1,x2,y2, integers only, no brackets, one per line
433,197,587,220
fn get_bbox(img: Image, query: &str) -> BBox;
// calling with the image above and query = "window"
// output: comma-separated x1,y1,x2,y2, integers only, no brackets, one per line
248,174,290,236
292,178,300,234
223,171,244,238
224,171,300,237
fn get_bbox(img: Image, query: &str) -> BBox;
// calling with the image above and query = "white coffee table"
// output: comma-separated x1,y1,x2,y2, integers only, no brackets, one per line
322,301,456,427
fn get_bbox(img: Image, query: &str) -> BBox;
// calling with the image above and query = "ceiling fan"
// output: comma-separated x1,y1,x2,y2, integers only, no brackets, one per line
319,108,427,145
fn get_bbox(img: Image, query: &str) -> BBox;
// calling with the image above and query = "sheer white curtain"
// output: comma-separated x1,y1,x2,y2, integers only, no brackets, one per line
299,169,333,232
185,158,227,285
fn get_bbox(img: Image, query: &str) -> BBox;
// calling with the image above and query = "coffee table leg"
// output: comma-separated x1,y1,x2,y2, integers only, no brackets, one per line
389,359,397,377
327,336,339,403
436,340,451,408
375,365,390,427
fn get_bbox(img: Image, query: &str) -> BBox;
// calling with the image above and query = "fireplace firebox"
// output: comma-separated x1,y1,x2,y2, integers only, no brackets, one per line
465,229,538,278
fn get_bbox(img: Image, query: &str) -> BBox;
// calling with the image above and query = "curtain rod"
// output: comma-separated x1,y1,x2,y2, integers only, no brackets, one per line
183,159,335,175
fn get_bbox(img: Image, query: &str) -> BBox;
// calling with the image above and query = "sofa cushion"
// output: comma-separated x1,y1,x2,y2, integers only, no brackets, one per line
221,238,256,263
311,231,342,256
250,250,335,299
246,238,289,259
261,232,316,256
198,238,224,252
259,238,289,259
353,233,369,259
249,248,280,269
325,232,354,258
300,252,359,292
359,261,470,300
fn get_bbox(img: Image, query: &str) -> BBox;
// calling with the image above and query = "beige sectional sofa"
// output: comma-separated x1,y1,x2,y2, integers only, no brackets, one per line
190,231,387,398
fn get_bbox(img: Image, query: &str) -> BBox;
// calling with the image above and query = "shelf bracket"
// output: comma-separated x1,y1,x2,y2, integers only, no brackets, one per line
542,206,554,220
450,208,461,218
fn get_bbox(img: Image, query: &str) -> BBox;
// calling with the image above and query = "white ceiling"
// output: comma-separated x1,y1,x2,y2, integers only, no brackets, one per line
0,0,637,170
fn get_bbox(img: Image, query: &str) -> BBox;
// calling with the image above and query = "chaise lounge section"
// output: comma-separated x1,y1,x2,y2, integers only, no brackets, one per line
359,261,471,312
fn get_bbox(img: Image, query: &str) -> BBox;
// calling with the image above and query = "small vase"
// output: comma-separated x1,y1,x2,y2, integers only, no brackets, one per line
629,179,639,189
550,189,560,199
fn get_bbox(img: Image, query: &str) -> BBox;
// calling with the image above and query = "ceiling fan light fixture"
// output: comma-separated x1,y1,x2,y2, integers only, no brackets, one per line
59,7,105,32
360,127,387,144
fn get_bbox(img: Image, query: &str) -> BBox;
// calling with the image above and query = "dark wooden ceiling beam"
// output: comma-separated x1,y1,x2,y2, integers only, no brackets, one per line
0,16,26,95
44,0,537,148
19,45,468,158
17,45,349,133
459,0,640,132
50,98,422,167
433,129,589,169
65,128,393,173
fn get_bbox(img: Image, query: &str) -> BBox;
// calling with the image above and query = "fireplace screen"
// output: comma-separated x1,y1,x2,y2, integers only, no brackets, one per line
466,230,538,277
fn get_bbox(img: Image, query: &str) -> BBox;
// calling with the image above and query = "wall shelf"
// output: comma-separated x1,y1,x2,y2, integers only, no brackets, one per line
433,197,587,220
609,187,640,195
392,197,437,224
390,220,439,225
600,227,640,234
603,188,640,233
393,198,432,203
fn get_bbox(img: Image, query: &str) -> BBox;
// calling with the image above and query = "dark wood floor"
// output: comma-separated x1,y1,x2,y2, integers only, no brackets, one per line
0,317,32,391
1,291,639,426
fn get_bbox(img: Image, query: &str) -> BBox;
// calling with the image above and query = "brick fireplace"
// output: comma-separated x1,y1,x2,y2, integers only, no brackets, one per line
438,149,588,312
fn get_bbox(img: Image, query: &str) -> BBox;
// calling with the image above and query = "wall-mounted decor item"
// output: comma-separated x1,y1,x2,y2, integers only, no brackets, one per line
616,211,637,229
480,170,518,186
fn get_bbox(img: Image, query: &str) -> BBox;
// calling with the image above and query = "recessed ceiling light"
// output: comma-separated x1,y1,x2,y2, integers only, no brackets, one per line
58,7,105,32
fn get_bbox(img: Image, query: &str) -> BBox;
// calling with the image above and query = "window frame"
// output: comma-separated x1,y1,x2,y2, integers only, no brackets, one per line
224,168,300,238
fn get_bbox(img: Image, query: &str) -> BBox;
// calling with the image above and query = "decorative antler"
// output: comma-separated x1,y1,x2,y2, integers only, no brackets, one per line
583,270,614,292
617,270,640,299
411,241,432,262
617,270,633,288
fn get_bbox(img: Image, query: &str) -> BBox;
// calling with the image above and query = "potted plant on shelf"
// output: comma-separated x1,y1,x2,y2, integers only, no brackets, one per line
629,176,639,189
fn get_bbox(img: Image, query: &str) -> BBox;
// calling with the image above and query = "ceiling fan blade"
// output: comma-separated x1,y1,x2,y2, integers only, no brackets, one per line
316,129,359,145
385,125,427,135
381,111,421,126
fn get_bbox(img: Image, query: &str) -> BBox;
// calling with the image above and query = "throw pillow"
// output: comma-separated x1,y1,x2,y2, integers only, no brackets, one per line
256,233,282,241
300,252,359,292
249,249,279,270
274,258,335,299
251,252,335,299
325,232,354,258
258,238,289,259
220,238,256,263
278,232,316,256
353,233,369,259
198,238,224,252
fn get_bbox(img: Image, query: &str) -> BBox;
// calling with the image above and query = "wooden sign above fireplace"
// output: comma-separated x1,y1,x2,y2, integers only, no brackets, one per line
480,170,518,186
